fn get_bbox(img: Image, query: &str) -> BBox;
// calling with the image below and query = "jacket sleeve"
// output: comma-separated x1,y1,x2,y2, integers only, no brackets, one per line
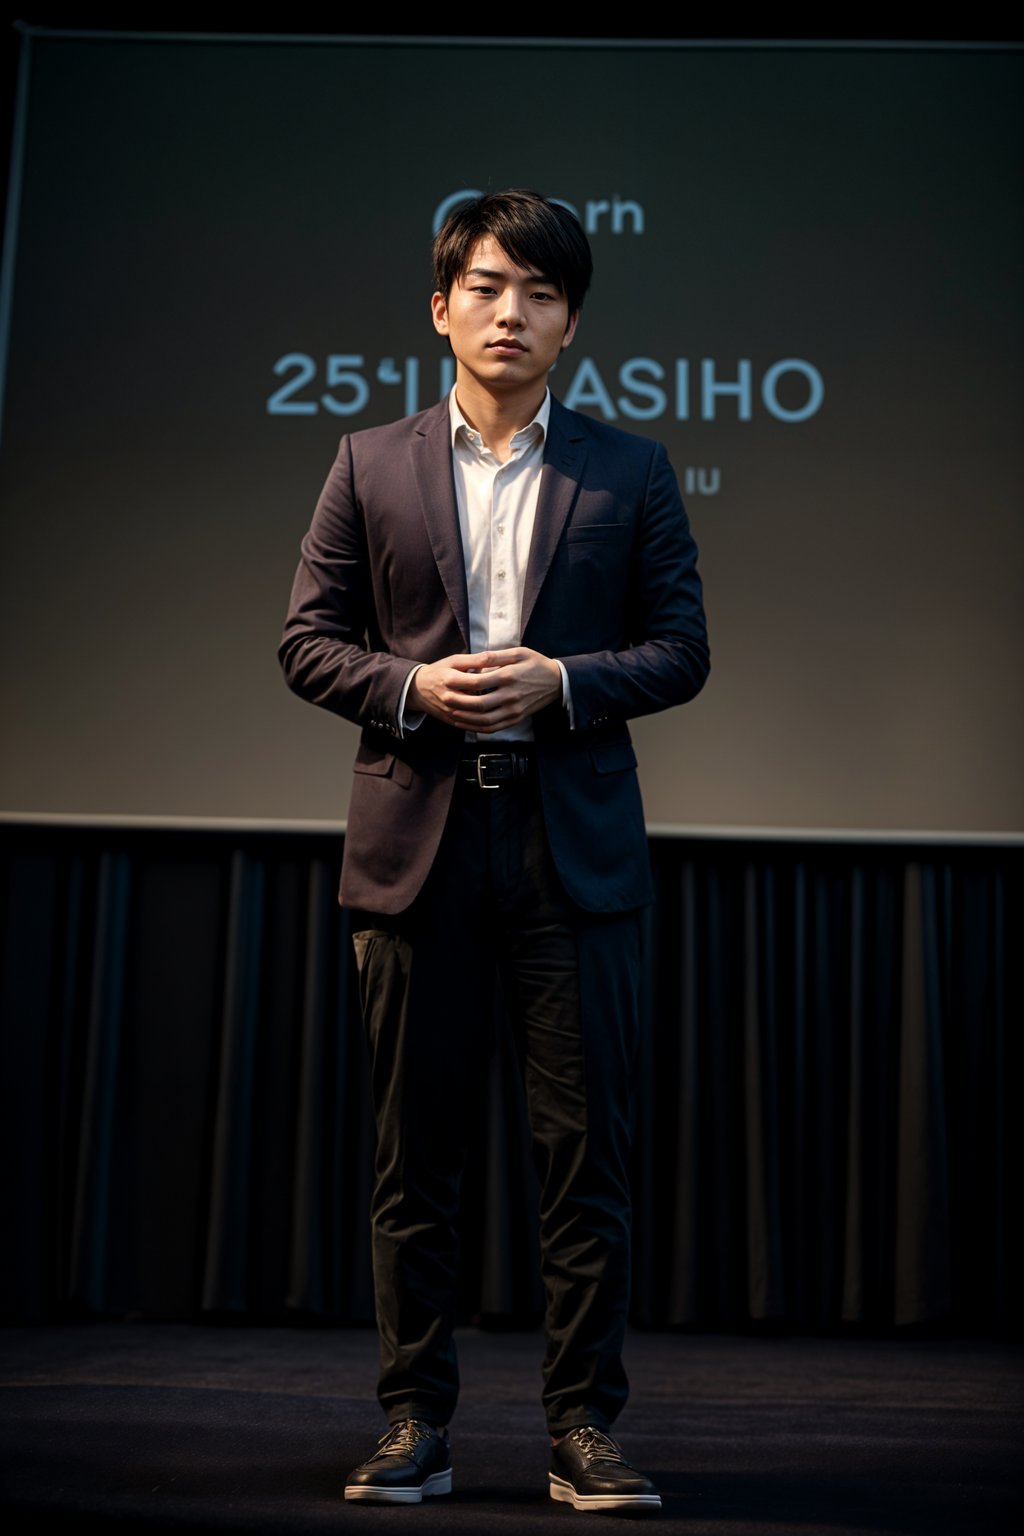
278,436,413,739
559,441,710,729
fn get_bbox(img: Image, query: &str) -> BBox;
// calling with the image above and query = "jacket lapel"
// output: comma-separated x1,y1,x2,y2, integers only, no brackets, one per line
520,396,587,638
410,399,471,648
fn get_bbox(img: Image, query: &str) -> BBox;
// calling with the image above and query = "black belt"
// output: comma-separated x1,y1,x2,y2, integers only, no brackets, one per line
459,749,535,789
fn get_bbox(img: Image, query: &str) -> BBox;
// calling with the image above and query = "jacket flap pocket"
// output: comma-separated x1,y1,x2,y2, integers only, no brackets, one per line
353,750,413,787
590,740,638,775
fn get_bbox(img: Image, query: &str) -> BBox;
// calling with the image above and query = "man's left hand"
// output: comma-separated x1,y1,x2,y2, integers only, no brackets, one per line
460,647,563,734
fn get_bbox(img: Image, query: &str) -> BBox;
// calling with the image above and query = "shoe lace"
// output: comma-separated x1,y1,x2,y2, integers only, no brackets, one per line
373,1419,434,1460
568,1427,632,1466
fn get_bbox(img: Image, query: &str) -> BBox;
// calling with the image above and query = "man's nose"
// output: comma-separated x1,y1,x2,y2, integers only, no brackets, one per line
497,289,525,327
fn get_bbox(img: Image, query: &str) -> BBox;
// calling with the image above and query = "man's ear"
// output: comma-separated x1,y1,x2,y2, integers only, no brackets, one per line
431,291,450,337
561,311,579,350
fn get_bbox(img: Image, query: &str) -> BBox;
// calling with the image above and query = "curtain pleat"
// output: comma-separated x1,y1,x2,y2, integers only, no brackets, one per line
894,864,952,1323
69,852,131,1310
840,867,866,1322
743,863,784,1319
286,857,336,1316
1,823,1017,1332
669,864,700,1325
201,852,264,1312
1,853,60,1315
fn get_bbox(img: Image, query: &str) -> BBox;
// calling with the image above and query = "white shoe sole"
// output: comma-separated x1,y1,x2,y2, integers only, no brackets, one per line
550,1473,661,1513
345,1468,452,1503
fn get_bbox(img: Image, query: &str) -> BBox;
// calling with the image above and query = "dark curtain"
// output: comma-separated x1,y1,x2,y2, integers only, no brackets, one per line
1,822,1018,1332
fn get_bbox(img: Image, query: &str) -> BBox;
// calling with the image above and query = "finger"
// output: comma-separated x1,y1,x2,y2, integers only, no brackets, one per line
451,664,524,693
444,652,496,672
451,695,525,727
444,688,515,719
474,648,527,669
444,696,506,722
442,671,503,697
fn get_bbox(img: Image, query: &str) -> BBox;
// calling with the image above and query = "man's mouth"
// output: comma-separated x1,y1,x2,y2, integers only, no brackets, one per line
488,340,526,352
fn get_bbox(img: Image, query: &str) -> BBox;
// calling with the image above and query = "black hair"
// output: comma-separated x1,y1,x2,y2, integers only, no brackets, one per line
432,189,593,318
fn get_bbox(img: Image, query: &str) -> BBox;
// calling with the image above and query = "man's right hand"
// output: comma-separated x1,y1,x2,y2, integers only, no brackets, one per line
408,648,562,734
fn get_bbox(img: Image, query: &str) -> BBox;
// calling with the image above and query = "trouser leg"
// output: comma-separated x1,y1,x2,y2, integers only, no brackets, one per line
352,790,492,1427
495,787,642,1434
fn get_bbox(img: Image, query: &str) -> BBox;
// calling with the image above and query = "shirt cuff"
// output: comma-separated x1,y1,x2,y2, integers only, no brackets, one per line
398,665,426,735
555,659,575,729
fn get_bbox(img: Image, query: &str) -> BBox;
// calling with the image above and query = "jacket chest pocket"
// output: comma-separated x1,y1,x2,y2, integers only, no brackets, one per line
565,523,632,548
565,523,632,571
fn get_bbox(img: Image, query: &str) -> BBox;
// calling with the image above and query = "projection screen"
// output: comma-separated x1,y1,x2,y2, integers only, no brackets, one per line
1,33,1021,832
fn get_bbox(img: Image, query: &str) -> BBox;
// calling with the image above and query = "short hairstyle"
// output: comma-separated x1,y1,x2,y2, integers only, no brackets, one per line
432,190,593,318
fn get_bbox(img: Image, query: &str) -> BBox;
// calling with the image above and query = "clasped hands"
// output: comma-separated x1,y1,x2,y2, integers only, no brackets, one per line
408,647,562,734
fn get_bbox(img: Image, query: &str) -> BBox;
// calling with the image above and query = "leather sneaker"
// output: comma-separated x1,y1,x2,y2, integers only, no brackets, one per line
344,1419,452,1503
549,1426,661,1513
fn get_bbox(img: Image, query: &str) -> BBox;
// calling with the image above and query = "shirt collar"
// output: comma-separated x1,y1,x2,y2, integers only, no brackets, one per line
448,386,550,450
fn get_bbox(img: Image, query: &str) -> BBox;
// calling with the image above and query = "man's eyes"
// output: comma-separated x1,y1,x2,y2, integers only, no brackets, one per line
469,286,558,301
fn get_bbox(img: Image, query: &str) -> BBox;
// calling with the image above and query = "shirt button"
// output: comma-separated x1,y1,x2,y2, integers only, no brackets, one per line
496,570,506,580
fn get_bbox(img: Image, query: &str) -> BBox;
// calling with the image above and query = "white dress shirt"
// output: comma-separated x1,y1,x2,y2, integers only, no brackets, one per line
400,387,572,740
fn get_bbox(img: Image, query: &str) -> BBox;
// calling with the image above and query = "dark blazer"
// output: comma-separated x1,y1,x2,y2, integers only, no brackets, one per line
280,393,709,915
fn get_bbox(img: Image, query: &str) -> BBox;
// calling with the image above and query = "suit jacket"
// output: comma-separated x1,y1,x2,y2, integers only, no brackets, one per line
279,393,709,915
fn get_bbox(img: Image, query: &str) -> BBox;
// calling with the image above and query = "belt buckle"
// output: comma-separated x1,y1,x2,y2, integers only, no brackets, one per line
476,753,503,790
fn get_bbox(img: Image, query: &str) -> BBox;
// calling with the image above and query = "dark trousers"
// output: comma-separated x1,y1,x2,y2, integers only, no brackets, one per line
352,766,642,1434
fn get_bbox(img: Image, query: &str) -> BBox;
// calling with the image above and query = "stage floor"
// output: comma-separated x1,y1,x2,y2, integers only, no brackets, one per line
0,1325,1019,1533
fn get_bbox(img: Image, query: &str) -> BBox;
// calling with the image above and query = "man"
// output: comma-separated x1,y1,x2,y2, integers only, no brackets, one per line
279,190,709,1513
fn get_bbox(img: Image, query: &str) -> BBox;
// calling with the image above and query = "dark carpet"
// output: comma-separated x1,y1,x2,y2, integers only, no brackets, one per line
0,1326,1019,1533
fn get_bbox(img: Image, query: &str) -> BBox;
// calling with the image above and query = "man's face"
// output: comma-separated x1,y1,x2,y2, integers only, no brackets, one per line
431,236,578,396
